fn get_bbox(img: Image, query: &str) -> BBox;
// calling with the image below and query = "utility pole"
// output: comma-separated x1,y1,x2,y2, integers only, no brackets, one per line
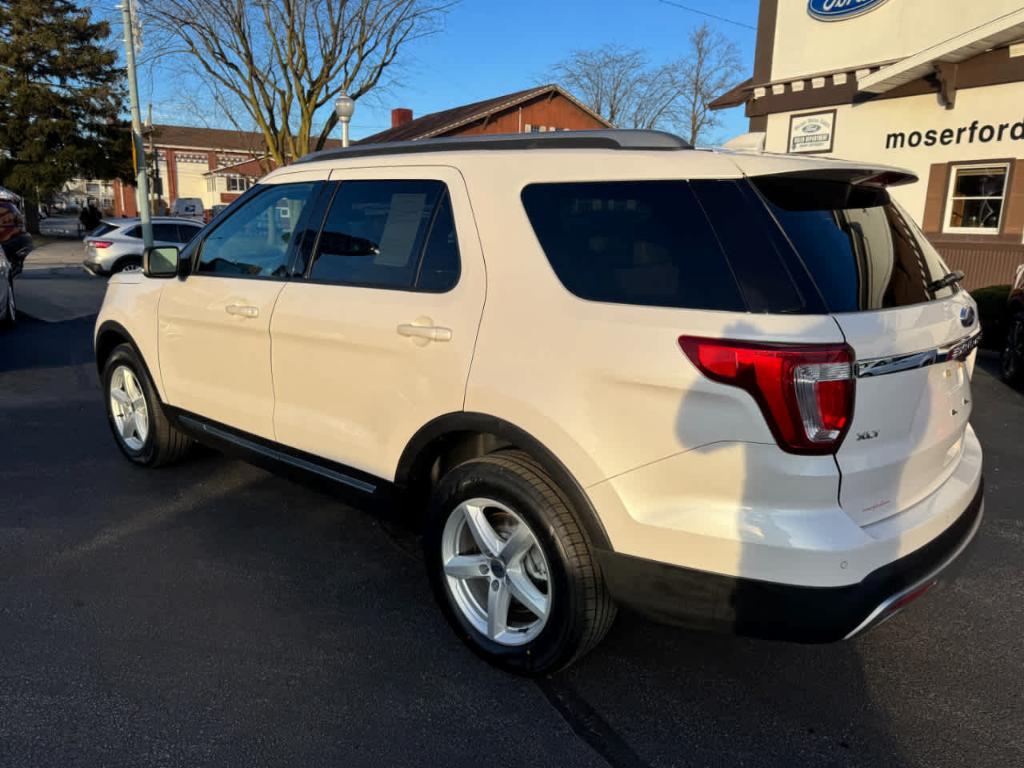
146,103,162,216
119,0,153,249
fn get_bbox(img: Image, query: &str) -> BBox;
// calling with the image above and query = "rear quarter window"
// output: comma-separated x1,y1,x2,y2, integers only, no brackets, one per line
521,181,746,312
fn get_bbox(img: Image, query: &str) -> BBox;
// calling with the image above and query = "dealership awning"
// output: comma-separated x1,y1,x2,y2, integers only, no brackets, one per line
857,8,1024,95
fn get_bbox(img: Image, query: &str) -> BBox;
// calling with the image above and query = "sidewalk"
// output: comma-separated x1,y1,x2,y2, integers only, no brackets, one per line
23,238,85,272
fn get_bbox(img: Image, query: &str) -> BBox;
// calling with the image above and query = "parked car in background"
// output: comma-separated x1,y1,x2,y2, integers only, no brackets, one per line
83,217,204,276
0,248,14,330
1001,264,1024,386
1,185,32,330
94,131,984,674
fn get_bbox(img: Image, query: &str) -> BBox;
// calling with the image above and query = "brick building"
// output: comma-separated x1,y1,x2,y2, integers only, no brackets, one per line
360,84,612,143
113,125,281,218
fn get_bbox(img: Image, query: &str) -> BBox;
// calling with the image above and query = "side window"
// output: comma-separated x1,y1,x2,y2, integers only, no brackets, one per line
152,223,180,242
415,191,460,292
690,180,819,314
125,226,141,239
196,182,316,278
308,180,454,290
521,181,746,311
177,224,202,244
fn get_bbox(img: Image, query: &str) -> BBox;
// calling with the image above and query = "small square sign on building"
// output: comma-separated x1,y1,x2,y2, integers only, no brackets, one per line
788,110,836,154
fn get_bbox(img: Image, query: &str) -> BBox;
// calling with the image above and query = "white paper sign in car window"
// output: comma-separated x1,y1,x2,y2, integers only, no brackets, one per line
376,193,427,267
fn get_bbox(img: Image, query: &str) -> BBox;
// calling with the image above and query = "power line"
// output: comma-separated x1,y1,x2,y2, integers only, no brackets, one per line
657,0,757,31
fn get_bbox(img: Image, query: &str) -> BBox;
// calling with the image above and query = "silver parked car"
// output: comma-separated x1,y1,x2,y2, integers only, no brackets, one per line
83,217,204,276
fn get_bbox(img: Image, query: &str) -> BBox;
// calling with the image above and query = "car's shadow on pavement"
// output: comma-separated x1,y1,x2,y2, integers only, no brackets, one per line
0,314,96,373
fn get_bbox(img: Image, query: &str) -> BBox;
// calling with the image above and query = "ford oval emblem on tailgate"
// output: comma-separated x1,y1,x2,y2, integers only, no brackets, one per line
807,0,890,22
960,306,976,328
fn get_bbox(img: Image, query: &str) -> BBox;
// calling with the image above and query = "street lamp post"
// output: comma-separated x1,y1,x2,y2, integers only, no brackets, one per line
335,95,355,148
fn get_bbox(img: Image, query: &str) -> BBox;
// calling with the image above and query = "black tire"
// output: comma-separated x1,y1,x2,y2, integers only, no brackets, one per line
112,256,142,274
102,343,191,466
424,450,616,674
1001,315,1024,388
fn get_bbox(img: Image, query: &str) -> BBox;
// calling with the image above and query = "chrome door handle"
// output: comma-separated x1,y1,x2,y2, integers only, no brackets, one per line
225,304,259,318
397,323,452,342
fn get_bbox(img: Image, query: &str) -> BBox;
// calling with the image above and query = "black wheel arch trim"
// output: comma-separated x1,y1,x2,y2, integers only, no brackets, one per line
395,412,613,552
94,320,160,392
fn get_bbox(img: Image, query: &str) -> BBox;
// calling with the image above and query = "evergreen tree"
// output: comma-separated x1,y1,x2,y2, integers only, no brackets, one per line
0,0,131,230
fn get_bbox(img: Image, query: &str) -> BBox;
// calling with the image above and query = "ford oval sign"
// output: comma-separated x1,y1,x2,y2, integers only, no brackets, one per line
808,0,890,22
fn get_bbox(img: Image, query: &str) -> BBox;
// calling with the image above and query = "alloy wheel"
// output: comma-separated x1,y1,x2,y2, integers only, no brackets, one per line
440,497,551,646
109,365,150,451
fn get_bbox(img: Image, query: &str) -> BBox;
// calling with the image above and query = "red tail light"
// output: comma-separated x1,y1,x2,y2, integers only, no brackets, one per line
679,336,855,455
89,240,113,249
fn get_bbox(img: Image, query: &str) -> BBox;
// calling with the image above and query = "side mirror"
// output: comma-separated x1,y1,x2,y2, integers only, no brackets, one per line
143,245,179,278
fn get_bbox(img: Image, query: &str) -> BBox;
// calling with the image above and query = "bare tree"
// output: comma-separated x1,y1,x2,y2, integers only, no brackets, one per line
551,45,681,130
674,23,742,146
143,0,453,164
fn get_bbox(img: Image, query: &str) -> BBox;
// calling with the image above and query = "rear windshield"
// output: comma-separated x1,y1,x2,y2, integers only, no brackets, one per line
752,177,955,312
521,176,953,314
89,223,116,238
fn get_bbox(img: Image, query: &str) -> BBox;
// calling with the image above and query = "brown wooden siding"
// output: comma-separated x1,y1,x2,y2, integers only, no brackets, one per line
931,239,1024,290
922,163,949,234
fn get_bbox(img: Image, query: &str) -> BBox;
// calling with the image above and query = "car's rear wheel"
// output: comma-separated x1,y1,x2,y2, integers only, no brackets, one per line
102,343,191,466
424,450,616,674
1001,315,1024,387
112,256,142,274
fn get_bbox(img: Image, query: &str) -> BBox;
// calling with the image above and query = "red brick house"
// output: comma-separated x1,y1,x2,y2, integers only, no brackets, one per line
361,84,612,143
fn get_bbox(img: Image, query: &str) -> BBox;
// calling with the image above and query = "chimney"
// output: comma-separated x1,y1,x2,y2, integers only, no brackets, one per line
391,108,413,128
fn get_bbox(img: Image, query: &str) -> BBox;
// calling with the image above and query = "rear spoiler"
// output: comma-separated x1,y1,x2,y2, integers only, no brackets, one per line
720,151,918,188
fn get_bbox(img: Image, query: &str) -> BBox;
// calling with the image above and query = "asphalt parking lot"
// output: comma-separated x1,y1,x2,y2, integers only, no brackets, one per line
1,268,1022,767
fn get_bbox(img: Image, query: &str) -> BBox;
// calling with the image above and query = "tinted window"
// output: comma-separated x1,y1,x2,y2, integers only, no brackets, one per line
152,223,180,242
415,191,460,292
90,223,116,237
124,226,141,239
177,224,203,244
690,180,821,314
309,180,449,290
197,182,316,278
753,177,953,311
521,181,745,311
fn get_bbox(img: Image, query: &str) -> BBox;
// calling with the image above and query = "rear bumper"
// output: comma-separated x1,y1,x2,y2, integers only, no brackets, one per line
82,260,108,277
597,479,984,643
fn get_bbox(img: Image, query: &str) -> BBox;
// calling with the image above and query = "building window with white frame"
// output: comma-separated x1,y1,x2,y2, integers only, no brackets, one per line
226,174,253,192
944,164,1009,234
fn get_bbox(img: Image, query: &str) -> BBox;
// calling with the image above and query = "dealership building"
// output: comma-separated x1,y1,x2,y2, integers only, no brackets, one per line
712,0,1024,289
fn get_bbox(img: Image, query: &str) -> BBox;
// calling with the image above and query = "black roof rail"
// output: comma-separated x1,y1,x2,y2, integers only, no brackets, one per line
295,129,692,164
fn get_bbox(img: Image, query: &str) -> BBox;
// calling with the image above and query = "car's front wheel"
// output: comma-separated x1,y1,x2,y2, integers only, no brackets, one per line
424,450,616,674
1001,315,1024,387
102,343,191,466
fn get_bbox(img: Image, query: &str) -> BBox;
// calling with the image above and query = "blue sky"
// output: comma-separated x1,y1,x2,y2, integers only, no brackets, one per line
117,0,760,143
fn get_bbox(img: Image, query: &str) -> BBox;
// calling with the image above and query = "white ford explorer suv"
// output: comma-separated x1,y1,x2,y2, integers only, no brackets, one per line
94,131,983,673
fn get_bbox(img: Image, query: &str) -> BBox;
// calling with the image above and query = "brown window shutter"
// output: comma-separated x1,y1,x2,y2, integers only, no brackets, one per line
921,163,949,234
1003,160,1024,238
